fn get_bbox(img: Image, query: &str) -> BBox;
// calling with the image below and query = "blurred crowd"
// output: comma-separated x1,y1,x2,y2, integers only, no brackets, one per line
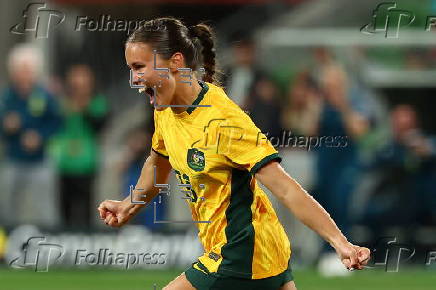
224,40,436,238
0,39,435,247
0,44,108,230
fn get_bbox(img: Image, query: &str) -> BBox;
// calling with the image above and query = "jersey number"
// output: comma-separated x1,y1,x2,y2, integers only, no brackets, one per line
174,169,198,202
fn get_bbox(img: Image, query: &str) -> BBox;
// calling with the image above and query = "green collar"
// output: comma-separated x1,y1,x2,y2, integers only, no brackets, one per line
186,80,209,115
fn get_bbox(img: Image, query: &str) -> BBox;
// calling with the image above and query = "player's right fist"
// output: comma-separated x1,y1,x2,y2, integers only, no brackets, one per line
97,199,133,228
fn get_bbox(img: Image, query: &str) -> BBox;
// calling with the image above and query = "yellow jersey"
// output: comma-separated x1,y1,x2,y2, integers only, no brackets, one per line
151,80,291,279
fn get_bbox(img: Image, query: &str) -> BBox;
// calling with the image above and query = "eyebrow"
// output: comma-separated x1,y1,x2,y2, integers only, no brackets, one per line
131,62,145,66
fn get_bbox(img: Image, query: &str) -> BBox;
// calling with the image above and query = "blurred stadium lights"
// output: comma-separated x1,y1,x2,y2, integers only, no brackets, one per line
51,0,305,3
258,28,436,47
45,0,305,16
252,0,436,88
256,28,436,87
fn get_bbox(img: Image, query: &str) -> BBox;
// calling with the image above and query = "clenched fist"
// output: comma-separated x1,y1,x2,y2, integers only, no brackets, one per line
97,200,135,227
334,241,371,271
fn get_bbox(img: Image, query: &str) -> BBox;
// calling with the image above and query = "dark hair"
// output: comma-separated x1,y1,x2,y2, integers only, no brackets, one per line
126,17,220,84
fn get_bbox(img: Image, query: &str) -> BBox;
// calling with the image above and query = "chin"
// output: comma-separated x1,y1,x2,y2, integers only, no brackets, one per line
154,106,166,111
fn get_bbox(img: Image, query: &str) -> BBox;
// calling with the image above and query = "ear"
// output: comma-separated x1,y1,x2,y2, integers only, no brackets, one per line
169,52,185,73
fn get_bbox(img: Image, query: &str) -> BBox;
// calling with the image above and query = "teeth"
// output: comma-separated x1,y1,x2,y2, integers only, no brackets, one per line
138,84,148,93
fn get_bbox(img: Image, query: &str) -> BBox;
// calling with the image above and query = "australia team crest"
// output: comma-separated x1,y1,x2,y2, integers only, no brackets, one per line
187,148,205,172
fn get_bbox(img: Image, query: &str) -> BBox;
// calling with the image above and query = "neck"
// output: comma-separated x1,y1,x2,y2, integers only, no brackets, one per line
171,78,202,114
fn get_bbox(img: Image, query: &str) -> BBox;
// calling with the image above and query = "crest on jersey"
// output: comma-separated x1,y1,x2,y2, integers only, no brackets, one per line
187,148,205,172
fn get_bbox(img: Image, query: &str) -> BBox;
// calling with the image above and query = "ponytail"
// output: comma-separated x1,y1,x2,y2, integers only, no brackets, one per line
189,23,219,84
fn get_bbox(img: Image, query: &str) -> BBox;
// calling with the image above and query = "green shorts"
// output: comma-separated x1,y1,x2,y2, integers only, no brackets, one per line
184,260,293,290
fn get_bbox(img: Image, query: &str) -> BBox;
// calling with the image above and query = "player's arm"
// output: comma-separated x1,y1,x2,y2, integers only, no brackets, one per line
98,149,172,227
254,160,370,270
124,149,173,212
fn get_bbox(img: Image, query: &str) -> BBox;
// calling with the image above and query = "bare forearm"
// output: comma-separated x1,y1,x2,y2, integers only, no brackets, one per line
256,161,371,269
276,177,348,248
121,158,157,213
121,153,172,215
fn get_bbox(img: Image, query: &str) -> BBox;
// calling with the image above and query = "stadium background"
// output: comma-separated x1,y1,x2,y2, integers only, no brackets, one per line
0,0,435,289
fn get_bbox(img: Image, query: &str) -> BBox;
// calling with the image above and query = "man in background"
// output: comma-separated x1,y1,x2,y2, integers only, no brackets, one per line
0,44,61,229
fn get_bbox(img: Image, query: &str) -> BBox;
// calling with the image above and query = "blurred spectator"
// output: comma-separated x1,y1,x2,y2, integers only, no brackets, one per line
281,71,322,137
312,47,335,75
246,76,283,140
0,44,61,228
223,37,265,110
117,126,166,230
405,48,428,70
360,105,436,232
312,63,372,273
313,64,371,229
50,64,109,230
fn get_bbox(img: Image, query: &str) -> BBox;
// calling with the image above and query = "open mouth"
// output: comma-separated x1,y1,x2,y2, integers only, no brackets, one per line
138,86,155,105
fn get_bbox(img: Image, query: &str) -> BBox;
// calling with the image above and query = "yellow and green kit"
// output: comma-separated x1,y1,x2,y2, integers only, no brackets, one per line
151,80,291,281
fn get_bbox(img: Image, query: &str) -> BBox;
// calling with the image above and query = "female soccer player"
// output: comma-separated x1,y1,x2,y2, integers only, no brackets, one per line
98,17,370,290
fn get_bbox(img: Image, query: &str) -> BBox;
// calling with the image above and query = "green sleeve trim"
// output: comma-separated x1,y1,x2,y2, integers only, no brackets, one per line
250,152,282,175
151,148,169,159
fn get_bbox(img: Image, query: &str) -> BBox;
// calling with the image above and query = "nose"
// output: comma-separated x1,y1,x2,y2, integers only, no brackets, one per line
131,70,146,86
